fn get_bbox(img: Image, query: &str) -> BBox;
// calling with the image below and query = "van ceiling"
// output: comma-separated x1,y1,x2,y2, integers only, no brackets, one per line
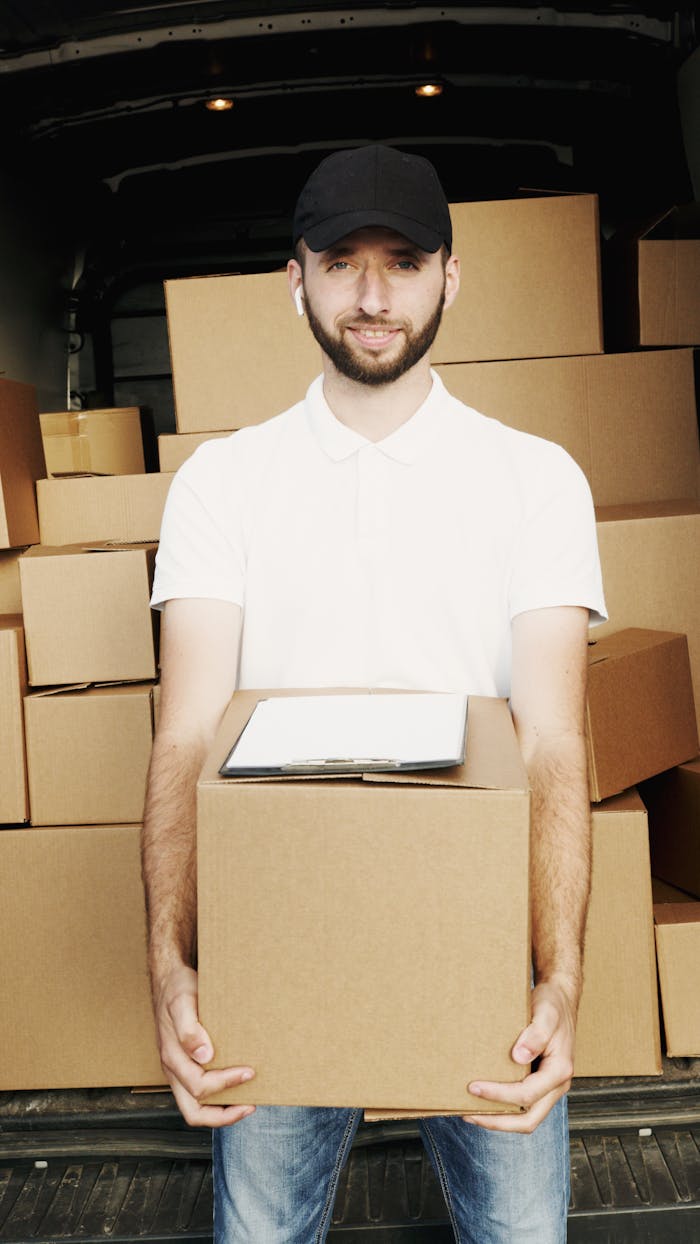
1,1,698,281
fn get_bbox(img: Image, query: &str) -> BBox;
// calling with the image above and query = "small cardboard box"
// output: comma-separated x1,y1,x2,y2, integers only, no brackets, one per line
635,205,700,347
197,691,531,1113
595,504,700,739
19,543,158,686
37,472,173,545
432,194,603,364
642,758,700,899
25,682,155,826
0,377,45,548
0,824,165,1090
158,431,230,472
654,902,700,1056
0,615,29,824
436,348,700,508
165,272,320,432
586,629,698,803
39,407,148,477
574,790,661,1076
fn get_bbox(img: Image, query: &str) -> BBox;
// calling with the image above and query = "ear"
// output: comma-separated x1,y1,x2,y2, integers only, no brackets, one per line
288,258,304,316
442,254,461,313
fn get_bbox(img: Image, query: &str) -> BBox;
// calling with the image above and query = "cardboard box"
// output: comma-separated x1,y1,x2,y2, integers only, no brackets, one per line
575,790,661,1076
25,682,155,826
158,431,230,472
635,205,700,347
436,349,700,508
595,505,700,738
196,691,531,1112
19,543,158,686
642,758,700,899
0,377,45,548
39,407,147,477
586,629,698,802
0,549,25,614
432,194,603,364
0,615,29,824
37,472,173,545
654,902,700,1056
0,824,165,1089
165,273,320,432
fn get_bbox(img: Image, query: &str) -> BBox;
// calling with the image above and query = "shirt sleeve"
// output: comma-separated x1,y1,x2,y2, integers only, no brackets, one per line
508,442,608,626
150,441,246,611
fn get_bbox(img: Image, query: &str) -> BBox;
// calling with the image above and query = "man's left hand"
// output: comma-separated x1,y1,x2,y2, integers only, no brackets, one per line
464,979,576,1133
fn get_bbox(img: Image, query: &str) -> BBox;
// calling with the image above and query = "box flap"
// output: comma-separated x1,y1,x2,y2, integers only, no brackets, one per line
654,901,700,927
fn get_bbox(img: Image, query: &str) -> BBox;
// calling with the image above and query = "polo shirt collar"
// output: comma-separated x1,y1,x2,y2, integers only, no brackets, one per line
305,371,448,464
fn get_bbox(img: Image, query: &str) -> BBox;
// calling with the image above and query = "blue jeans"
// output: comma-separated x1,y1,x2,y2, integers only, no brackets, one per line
212,1097,570,1242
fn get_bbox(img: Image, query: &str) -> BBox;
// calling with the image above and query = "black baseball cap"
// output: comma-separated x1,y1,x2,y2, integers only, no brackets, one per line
293,144,452,254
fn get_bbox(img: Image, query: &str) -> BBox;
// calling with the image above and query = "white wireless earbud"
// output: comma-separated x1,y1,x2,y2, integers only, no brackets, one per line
294,286,305,317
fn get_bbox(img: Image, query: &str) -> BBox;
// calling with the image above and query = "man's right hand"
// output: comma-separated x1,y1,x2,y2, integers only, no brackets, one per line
155,963,256,1128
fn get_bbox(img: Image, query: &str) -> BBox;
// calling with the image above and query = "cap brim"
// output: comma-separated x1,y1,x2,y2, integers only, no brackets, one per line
302,209,446,254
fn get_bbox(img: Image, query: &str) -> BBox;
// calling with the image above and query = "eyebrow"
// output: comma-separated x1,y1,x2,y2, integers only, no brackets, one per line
322,242,426,262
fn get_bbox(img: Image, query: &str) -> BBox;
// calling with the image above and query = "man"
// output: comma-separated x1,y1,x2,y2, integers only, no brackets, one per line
143,143,607,1242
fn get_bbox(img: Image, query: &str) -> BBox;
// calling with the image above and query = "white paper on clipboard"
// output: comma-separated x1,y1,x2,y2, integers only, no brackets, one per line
219,692,468,776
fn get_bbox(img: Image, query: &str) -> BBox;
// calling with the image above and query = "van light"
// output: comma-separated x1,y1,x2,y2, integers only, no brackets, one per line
206,98,234,112
415,83,443,98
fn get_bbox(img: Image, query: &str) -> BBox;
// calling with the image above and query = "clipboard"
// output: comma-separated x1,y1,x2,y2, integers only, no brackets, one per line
218,692,469,777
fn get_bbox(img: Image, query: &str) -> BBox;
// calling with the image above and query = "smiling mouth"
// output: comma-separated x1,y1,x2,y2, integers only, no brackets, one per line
347,325,401,348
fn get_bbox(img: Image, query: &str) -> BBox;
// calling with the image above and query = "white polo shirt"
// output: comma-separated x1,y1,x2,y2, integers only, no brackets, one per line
151,372,607,695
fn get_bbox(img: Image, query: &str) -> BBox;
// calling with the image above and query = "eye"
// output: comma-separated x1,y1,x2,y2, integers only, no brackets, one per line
393,259,419,270
329,260,351,271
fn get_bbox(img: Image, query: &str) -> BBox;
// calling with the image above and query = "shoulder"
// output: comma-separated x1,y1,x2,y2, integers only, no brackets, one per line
173,400,307,490
444,388,586,480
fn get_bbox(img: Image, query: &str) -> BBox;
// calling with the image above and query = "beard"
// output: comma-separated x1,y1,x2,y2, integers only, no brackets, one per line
303,285,446,387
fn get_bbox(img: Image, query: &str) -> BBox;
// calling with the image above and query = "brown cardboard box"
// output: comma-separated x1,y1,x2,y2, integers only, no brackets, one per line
40,407,147,477
637,206,700,346
432,194,603,364
0,615,29,824
0,824,165,1089
197,691,531,1112
0,377,45,548
158,431,230,472
25,682,155,826
0,549,25,615
575,790,661,1076
642,758,700,899
165,272,320,432
654,903,700,1056
586,629,698,802
37,473,173,545
436,349,700,508
19,543,158,686
595,505,700,738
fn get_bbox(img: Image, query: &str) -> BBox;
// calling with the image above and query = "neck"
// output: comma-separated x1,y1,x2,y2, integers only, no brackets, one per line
321,356,433,441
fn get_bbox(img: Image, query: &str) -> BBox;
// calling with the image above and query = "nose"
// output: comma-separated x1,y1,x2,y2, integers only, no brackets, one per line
356,266,390,318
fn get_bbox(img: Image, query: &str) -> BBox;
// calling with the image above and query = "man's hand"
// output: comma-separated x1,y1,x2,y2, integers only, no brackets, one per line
155,963,256,1128
465,978,575,1133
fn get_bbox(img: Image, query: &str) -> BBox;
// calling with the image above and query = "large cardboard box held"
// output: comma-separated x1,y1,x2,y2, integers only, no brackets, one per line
197,691,531,1112
585,629,698,802
654,903,700,1056
19,543,158,686
0,615,29,824
166,272,320,432
432,194,603,364
0,824,165,1090
40,407,148,477
25,682,155,826
574,790,661,1076
642,759,700,900
158,431,230,472
0,377,45,548
37,473,173,545
595,505,700,738
436,349,700,508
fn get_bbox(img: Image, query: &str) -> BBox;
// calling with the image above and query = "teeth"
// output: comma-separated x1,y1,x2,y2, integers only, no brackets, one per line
356,328,394,339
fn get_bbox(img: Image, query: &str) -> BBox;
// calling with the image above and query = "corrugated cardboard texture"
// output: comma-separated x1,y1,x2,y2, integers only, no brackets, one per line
37,473,173,545
586,629,698,802
166,272,320,432
19,543,158,686
25,682,155,825
197,693,530,1112
436,349,700,508
0,615,29,824
0,549,25,614
654,902,700,1055
596,507,700,738
638,240,700,346
432,195,603,363
575,790,661,1076
40,408,146,477
158,431,230,472
643,758,700,899
0,377,44,548
0,824,165,1089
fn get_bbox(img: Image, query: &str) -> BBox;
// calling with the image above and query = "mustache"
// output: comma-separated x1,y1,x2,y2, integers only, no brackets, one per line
338,314,408,331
